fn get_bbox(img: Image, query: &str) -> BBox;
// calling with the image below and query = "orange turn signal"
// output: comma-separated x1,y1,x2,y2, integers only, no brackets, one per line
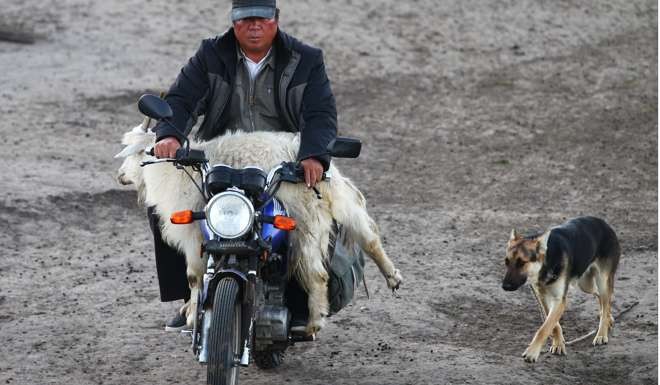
273,215,296,231
170,210,194,224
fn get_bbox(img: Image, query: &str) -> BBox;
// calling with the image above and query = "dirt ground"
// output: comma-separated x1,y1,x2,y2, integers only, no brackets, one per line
0,1,657,384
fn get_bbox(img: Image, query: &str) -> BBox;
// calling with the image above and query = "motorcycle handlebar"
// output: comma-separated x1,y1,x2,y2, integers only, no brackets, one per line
174,148,207,166
144,146,207,165
276,162,327,184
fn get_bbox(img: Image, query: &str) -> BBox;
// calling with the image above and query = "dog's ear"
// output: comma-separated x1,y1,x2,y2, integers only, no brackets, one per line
538,231,551,253
509,228,520,241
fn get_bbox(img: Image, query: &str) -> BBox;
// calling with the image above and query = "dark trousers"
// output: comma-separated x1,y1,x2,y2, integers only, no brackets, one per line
148,206,190,302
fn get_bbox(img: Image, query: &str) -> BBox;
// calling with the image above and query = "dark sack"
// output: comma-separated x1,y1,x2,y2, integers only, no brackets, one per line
327,235,366,315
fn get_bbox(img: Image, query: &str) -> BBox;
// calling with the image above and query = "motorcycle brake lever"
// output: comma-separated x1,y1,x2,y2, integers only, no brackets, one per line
140,158,176,167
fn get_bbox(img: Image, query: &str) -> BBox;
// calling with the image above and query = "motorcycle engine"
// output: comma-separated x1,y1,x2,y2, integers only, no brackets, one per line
254,279,290,350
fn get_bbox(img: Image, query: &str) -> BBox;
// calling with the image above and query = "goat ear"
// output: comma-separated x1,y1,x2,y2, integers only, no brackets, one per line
538,231,551,253
509,228,519,241
114,143,144,158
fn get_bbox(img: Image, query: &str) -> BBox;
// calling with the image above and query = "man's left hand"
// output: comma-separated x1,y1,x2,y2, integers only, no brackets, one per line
300,158,324,188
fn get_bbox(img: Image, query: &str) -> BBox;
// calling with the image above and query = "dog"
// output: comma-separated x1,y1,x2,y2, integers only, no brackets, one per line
502,216,620,363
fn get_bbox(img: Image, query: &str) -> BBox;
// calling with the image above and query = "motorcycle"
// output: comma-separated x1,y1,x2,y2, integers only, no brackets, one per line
137,94,362,385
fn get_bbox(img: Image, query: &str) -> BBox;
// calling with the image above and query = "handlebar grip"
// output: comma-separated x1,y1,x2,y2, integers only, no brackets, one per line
174,148,207,165
146,147,154,156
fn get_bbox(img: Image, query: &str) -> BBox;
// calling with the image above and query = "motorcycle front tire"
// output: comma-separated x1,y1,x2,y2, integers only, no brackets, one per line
207,278,242,385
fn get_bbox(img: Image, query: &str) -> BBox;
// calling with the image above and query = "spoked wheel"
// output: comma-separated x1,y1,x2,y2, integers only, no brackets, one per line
253,349,285,369
207,278,242,385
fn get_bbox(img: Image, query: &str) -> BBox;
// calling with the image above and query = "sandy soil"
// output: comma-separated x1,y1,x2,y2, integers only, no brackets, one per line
0,1,657,384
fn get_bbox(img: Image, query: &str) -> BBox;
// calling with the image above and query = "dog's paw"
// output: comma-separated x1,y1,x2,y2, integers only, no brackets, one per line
522,346,541,363
592,335,609,346
386,269,403,291
549,341,566,355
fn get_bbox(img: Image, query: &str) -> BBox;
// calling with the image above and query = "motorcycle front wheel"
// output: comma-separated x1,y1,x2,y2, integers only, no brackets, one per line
207,278,242,385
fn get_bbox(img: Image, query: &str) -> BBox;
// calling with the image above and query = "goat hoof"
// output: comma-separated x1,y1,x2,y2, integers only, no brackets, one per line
305,323,322,336
386,269,403,290
305,315,326,335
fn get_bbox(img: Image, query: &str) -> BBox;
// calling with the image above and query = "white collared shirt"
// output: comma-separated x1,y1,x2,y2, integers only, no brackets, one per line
242,48,272,80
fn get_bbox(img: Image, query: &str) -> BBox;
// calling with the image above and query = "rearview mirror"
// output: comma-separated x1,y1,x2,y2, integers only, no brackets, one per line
327,137,361,158
138,94,173,120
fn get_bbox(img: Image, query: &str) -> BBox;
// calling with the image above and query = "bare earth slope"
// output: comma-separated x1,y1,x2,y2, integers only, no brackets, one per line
0,1,656,384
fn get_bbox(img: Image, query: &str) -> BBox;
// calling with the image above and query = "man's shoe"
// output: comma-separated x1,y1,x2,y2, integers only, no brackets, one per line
165,311,187,332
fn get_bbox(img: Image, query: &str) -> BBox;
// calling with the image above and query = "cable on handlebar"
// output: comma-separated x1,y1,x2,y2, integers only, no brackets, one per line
179,164,206,200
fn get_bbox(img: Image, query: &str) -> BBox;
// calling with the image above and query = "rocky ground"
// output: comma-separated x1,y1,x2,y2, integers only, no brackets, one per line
0,0,657,384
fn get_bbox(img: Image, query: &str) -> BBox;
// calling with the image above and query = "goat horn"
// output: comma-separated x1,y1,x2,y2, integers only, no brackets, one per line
114,143,143,158
141,116,151,132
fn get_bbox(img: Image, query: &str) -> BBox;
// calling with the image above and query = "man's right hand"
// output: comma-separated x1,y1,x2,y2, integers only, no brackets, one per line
154,137,181,158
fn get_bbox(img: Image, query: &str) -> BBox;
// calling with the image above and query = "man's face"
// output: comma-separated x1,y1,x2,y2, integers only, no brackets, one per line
233,16,278,54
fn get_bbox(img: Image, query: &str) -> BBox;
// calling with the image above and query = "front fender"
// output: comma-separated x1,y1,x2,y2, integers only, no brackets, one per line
202,268,246,307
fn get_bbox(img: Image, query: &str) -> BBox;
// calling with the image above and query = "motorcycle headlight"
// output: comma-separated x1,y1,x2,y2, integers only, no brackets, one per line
205,191,255,239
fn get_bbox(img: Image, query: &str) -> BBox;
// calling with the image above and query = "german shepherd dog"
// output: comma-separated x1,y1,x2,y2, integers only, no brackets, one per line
502,216,620,363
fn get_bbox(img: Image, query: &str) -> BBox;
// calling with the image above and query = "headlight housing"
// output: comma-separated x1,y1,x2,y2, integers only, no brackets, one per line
205,191,255,239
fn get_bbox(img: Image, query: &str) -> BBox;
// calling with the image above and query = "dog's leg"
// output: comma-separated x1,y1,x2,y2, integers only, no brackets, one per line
593,266,614,345
532,285,565,356
577,265,598,295
549,323,566,355
523,290,566,363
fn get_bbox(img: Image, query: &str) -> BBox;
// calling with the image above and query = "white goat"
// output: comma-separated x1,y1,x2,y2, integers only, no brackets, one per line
116,123,403,333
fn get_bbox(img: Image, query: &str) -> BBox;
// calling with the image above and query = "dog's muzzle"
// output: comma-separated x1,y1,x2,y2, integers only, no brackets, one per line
502,281,521,291
502,271,526,291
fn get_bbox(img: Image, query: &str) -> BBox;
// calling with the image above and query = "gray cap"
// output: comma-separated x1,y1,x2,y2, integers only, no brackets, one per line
231,0,277,21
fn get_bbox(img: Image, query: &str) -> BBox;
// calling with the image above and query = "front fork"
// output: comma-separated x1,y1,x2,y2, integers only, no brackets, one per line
239,254,258,366
194,256,214,364
195,253,259,367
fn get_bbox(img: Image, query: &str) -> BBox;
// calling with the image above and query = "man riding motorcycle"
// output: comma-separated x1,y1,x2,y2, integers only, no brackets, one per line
149,0,338,331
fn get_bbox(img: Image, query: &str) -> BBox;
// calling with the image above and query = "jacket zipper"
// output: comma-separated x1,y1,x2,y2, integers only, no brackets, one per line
249,74,256,131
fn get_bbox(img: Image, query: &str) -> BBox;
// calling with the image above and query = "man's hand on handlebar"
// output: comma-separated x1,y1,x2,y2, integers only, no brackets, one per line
154,137,181,158
300,158,324,188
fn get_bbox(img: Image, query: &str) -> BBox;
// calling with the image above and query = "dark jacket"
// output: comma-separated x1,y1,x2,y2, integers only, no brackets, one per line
154,28,337,169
